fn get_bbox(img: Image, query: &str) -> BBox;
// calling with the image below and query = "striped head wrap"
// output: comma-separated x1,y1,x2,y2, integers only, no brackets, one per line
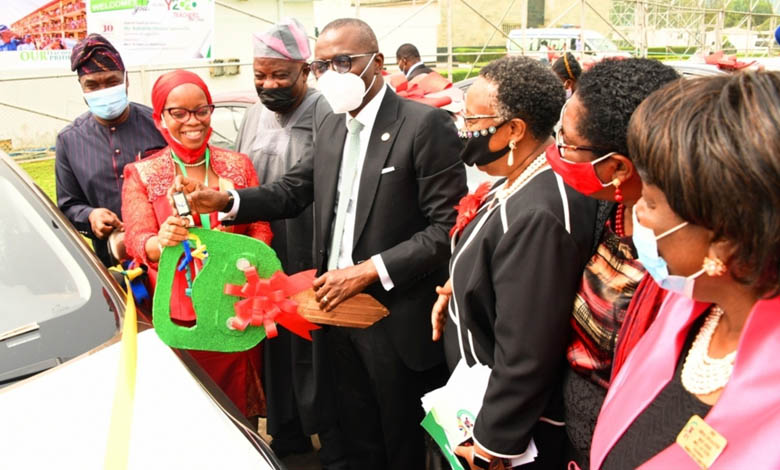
70,33,125,77
253,18,311,61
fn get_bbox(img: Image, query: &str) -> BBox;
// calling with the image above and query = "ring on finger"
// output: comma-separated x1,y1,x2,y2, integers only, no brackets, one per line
322,295,329,303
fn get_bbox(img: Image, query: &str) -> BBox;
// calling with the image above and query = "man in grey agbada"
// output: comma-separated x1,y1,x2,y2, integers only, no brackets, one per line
234,19,345,469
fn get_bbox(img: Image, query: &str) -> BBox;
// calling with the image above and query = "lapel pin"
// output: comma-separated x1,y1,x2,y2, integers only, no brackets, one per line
381,132,390,142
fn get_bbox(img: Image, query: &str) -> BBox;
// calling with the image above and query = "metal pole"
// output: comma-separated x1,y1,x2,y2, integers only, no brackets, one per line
716,3,724,52
457,0,524,50
583,0,638,51
579,0,585,60
746,0,753,55
379,0,437,40
466,0,518,79
641,0,648,57
521,0,528,57
545,0,578,28
448,0,453,80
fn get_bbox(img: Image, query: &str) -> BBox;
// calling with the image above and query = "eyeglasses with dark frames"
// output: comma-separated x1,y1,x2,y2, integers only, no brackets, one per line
164,104,216,123
555,102,612,159
310,53,377,78
554,129,612,159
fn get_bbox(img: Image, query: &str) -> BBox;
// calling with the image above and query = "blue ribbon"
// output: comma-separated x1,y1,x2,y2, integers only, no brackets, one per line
120,261,149,302
177,241,194,272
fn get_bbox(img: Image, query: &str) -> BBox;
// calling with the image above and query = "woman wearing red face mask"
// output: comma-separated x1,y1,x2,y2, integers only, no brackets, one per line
592,70,780,470
122,70,273,418
544,58,679,470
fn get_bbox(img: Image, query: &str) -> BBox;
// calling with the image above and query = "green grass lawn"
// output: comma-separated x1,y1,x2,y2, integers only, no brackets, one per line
19,157,96,249
19,158,56,202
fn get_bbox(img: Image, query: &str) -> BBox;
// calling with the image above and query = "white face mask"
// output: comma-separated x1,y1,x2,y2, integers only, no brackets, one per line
317,53,377,114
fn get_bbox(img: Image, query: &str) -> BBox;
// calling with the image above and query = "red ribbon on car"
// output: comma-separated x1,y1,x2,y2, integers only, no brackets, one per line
224,268,320,340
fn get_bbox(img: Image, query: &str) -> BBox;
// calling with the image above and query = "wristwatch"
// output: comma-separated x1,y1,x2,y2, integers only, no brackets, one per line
222,191,235,213
473,450,492,470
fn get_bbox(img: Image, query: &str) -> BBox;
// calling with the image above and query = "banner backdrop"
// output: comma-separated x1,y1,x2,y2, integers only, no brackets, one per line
1,0,214,70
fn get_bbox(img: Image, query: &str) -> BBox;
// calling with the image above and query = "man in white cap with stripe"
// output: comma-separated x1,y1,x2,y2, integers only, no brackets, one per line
235,18,345,469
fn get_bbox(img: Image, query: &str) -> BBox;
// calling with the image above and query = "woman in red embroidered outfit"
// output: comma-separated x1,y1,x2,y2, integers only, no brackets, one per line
121,70,272,418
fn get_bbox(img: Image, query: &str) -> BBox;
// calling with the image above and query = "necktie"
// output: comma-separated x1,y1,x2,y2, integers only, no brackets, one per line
327,117,364,271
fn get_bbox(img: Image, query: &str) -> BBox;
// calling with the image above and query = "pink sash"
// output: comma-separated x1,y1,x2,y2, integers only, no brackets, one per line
591,294,780,469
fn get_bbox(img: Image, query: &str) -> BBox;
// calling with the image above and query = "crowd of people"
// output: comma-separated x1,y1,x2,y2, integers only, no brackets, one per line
54,16,779,470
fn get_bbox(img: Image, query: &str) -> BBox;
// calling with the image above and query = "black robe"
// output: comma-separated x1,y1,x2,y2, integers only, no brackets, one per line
443,167,598,464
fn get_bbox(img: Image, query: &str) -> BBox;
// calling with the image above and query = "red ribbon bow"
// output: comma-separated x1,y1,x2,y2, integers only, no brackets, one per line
224,268,320,340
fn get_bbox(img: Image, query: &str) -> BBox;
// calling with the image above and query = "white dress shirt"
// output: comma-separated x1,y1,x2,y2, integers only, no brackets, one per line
221,84,395,291
405,61,424,78
333,84,394,291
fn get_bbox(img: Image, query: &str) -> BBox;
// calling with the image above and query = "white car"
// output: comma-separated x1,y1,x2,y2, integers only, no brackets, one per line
0,152,283,470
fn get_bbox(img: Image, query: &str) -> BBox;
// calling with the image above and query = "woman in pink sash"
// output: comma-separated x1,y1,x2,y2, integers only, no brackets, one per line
591,71,780,469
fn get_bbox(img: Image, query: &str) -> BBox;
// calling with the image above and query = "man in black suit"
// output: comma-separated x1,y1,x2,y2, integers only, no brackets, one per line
183,18,467,470
396,43,435,79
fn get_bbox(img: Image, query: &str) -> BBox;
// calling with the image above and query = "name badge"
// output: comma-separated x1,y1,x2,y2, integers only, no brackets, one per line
676,415,727,469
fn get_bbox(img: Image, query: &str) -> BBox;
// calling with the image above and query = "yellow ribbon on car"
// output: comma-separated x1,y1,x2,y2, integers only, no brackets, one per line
104,266,143,470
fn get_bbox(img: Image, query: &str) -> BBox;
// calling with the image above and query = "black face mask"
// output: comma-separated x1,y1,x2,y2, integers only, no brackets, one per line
256,68,303,113
458,121,510,166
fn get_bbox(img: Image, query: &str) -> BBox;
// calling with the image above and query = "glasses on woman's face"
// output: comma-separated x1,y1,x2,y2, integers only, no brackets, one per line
164,104,215,123
554,125,611,160
555,102,612,160
310,53,377,78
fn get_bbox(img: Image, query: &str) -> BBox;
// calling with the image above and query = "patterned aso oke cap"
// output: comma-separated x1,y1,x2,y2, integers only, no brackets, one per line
253,18,311,61
70,33,125,76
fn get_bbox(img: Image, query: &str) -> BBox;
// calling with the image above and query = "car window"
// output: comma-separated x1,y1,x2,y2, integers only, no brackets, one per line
210,104,249,150
0,160,120,385
0,176,90,332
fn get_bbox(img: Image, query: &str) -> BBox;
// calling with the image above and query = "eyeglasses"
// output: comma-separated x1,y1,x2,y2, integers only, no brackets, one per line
555,102,612,159
461,114,499,121
458,121,505,139
164,104,215,123
310,53,377,78
554,129,612,159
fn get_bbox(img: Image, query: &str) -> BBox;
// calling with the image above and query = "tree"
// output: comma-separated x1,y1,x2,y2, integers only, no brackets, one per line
725,0,774,28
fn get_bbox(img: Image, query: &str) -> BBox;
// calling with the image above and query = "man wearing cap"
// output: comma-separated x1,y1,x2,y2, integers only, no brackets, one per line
234,19,346,468
56,33,165,267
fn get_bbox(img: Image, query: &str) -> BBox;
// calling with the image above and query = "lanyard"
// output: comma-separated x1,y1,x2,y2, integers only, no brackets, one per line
170,148,211,230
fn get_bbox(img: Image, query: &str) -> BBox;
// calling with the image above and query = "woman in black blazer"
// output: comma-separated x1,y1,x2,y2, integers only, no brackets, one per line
432,56,598,469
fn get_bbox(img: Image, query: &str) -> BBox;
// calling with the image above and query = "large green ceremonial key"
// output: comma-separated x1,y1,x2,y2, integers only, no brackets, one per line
153,228,281,352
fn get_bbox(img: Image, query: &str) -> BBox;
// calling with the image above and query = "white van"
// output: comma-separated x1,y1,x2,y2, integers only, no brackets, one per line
506,28,628,61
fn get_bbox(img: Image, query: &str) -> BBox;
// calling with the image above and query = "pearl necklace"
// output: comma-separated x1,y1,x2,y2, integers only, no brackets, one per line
681,306,737,395
174,157,206,167
496,154,548,201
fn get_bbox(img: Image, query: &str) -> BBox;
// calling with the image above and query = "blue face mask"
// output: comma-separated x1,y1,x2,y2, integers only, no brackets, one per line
631,209,705,298
84,79,128,120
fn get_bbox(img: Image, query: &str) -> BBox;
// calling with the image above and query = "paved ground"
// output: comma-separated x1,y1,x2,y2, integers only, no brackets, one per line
257,418,322,470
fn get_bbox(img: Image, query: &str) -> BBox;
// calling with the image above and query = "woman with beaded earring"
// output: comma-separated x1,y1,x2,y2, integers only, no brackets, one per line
591,71,780,469
544,58,680,469
429,56,598,469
